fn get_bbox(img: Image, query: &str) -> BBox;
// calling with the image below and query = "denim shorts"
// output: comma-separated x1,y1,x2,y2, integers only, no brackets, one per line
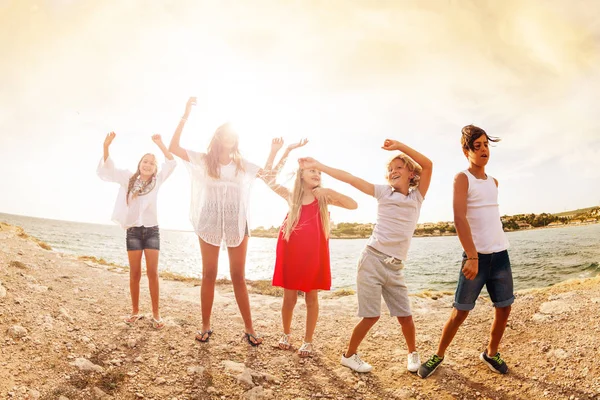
453,250,514,311
126,226,160,251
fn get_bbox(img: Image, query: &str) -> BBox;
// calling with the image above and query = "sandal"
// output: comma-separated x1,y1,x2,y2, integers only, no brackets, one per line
151,318,165,330
298,342,313,358
195,330,213,343
278,333,292,350
243,332,263,347
124,314,143,325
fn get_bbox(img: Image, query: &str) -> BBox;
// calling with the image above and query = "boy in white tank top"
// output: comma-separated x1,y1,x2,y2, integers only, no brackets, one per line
419,125,514,378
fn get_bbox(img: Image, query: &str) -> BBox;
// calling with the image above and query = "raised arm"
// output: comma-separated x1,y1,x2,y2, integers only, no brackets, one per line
103,131,116,162
313,187,358,210
168,97,196,162
298,157,374,197
381,139,433,197
264,137,284,170
453,172,478,280
152,134,174,160
272,138,308,174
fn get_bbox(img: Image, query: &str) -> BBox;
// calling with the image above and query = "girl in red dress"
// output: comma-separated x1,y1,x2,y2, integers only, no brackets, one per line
264,139,358,357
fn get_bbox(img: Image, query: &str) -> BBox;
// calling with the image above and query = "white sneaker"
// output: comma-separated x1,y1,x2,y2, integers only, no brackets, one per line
407,351,420,373
341,353,373,373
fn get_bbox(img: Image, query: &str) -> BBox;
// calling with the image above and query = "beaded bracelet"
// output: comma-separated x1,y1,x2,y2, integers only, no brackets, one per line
466,257,479,260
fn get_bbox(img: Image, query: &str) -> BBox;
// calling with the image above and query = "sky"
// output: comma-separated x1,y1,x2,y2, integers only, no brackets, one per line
1,0,599,230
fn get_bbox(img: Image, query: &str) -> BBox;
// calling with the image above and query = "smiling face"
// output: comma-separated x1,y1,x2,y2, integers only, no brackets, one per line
386,158,413,190
301,168,322,189
138,154,157,178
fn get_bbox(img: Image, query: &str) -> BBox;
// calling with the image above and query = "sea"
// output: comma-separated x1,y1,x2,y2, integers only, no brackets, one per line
1,212,599,294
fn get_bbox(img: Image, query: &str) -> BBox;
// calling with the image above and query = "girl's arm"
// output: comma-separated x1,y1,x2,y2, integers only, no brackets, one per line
97,132,130,186
264,137,284,170
313,187,358,210
272,138,308,174
152,134,174,160
168,97,196,162
103,131,115,162
382,139,433,198
257,167,291,200
298,157,374,196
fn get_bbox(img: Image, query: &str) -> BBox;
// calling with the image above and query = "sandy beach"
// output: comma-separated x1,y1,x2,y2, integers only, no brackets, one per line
1,222,599,400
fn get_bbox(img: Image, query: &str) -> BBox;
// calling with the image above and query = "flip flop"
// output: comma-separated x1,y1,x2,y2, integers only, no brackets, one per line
243,332,263,347
195,330,213,343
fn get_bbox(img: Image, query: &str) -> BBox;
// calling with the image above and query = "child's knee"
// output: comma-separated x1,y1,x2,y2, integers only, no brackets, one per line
450,309,469,323
305,293,319,308
362,316,380,325
397,315,414,326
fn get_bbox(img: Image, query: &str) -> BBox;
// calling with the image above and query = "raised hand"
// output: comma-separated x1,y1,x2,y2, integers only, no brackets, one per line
151,134,163,144
382,139,402,151
184,97,197,116
104,131,116,148
287,138,308,151
271,137,284,153
298,157,320,170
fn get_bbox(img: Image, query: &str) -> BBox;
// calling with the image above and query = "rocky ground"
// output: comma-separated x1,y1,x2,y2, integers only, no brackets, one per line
1,222,599,400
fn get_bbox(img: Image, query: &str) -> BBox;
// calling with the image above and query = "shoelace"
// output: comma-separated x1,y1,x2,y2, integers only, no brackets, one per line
409,353,419,363
491,353,504,365
426,355,442,368
352,354,365,365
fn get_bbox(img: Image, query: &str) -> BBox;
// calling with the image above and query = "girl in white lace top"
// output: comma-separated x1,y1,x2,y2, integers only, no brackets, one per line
168,97,307,346
97,132,176,330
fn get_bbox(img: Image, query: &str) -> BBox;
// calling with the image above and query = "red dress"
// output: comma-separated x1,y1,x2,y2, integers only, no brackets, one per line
272,199,331,292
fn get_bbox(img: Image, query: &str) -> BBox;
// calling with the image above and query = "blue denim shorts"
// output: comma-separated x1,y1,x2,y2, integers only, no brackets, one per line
126,226,160,251
453,250,514,311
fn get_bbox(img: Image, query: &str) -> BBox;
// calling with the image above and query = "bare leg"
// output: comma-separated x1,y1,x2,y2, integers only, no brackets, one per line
487,305,511,356
199,238,219,333
227,236,262,344
436,308,470,358
345,317,380,357
281,289,298,335
144,249,160,320
397,315,416,353
304,290,319,343
127,250,143,315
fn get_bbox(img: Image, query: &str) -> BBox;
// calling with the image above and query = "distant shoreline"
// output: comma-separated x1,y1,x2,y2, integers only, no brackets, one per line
251,220,600,239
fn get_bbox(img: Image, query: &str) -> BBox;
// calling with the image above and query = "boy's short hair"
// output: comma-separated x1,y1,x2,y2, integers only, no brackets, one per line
461,125,500,151
387,153,422,189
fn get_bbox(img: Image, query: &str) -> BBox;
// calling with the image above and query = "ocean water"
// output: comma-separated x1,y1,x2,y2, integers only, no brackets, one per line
1,212,599,294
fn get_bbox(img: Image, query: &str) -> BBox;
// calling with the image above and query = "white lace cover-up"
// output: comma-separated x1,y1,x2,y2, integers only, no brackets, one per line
185,150,261,247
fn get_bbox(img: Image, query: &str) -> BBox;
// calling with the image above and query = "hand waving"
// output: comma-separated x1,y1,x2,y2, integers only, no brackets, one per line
287,138,309,151
104,131,116,148
184,97,197,116
271,137,284,152
151,134,163,144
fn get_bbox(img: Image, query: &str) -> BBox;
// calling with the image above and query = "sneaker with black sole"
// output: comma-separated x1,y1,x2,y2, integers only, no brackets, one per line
417,354,444,378
480,351,509,374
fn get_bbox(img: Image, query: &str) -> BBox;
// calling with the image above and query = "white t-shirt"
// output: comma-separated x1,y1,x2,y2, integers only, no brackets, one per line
366,185,424,260
185,150,260,247
463,170,509,254
97,157,176,229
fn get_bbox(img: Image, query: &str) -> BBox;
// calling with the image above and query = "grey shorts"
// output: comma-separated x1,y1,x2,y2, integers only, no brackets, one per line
356,246,411,318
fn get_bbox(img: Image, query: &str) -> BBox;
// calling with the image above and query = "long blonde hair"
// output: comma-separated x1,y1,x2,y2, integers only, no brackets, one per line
126,153,157,205
283,168,330,241
204,123,245,179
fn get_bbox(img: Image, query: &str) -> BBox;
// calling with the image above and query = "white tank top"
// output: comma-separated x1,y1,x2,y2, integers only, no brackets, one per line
463,170,509,254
